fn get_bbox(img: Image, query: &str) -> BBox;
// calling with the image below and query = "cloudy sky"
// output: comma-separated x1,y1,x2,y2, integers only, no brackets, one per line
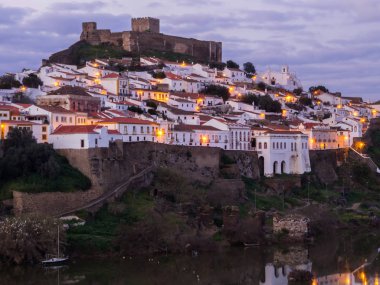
0,0,379,100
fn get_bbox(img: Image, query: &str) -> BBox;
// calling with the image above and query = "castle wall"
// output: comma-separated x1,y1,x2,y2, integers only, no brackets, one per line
81,22,222,62
124,32,222,62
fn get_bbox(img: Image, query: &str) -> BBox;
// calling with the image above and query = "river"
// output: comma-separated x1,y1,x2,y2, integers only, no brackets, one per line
1,233,380,285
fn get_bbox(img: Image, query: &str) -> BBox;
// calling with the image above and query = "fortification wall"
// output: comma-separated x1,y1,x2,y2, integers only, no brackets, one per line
12,142,259,216
13,188,102,217
80,22,222,62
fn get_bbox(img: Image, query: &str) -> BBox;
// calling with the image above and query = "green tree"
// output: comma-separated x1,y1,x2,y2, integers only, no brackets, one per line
22,74,43,88
243,62,256,76
309,85,329,94
293,88,303,96
200,84,230,102
209,62,226,70
0,75,21,89
226,60,239,69
240,93,282,113
151,71,166,79
299,96,313,107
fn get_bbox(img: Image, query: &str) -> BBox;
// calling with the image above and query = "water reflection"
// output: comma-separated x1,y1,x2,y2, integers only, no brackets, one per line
1,235,380,285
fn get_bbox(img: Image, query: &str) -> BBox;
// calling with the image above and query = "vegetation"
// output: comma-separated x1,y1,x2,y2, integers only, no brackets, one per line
200,84,230,102
150,71,166,79
243,62,256,77
309,85,329,94
240,93,282,113
22,74,43,88
0,128,91,200
209,61,226,70
293,88,303,96
298,95,313,107
0,75,21,89
226,60,239,69
128,106,144,114
0,216,63,264
11,92,34,104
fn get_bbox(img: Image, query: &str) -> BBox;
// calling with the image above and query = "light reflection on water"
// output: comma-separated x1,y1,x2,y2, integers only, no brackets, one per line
1,236,380,285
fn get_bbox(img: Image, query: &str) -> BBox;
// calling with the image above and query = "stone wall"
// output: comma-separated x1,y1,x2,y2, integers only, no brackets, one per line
13,142,259,216
13,188,102,216
80,22,222,62
273,214,309,240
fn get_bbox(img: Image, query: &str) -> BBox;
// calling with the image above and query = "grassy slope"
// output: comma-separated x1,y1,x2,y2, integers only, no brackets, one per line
0,155,91,200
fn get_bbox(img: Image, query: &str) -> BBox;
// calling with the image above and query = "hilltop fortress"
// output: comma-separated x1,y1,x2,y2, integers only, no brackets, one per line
80,17,223,63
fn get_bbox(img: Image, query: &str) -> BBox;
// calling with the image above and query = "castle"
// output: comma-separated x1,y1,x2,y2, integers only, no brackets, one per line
80,18,222,63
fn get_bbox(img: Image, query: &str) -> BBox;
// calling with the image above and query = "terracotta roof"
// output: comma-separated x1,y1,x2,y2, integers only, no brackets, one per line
174,124,221,132
36,105,75,114
52,125,98,135
102,73,120,79
48,86,91,96
0,120,40,125
98,117,159,125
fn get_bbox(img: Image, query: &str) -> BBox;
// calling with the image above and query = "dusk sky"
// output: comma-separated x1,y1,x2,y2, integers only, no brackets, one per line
0,0,379,101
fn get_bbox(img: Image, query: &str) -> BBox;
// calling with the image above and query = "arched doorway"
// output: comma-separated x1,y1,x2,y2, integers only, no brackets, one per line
273,161,278,175
259,156,264,177
281,161,286,174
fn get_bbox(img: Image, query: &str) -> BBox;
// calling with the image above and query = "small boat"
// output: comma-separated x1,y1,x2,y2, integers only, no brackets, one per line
42,225,69,265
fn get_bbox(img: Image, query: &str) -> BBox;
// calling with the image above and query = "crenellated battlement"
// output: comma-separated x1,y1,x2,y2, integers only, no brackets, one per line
80,18,222,62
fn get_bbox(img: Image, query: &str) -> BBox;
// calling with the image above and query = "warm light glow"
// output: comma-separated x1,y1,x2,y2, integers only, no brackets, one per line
309,138,315,144
372,109,377,115
181,61,186,67
20,86,26,92
95,72,101,78
101,90,107,95
344,136,349,140
93,63,98,67
337,104,342,109
317,101,321,105
0,124,4,129
345,275,351,285
260,113,265,118
156,129,164,137
54,81,59,87
375,274,379,285
282,110,287,117
312,278,318,285
285,95,292,102
94,79,101,84
229,87,234,92
252,75,257,80
275,93,279,97
201,135,209,144
357,141,365,149
360,118,366,123
353,111,359,116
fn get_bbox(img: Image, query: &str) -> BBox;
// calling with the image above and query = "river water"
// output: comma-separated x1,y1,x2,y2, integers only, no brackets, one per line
1,234,380,285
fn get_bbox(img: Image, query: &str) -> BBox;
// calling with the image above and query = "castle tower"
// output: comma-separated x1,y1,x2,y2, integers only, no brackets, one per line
80,22,99,42
131,17,160,33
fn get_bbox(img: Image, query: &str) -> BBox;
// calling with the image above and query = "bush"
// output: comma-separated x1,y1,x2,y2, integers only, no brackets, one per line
0,75,21,89
200,84,230,102
22,74,43,88
0,216,63,264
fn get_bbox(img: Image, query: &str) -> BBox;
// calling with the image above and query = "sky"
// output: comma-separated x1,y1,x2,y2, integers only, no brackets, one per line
0,0,379,101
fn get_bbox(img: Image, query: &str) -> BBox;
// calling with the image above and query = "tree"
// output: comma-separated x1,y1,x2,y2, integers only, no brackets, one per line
0,75,21,89
200,84,230,102
257,82,267,91
226,60,239,69
151,71,166,79
22,74,43,88
299,96,313,107
243,62,256,76
309,85,329,94
240,93,282,113
128,106,144,114
209,62,226,71
293,88,303,96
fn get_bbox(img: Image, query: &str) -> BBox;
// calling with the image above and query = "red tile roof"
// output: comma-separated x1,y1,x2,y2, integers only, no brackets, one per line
99,117,159,125
52,125,98,135
102,73,119,79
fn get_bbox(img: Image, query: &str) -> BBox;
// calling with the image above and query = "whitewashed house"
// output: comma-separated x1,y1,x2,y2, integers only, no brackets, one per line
49,125,122,149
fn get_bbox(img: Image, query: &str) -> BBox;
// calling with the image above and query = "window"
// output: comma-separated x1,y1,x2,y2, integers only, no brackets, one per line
42,134,47,140
56,116,59,122
264,142,267,149
141,126,144,133
95,138,98,146
42,126,47,132
80,139,84,148
258,142,262,149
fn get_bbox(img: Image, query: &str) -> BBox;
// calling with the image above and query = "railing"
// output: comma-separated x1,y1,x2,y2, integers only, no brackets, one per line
350,147,380,173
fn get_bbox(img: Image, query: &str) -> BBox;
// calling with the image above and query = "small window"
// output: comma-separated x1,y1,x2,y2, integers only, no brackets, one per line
42,126,47,132
80,139,85,148
42,134,47,140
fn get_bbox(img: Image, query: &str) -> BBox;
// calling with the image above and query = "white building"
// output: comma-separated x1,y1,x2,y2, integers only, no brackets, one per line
258,65,302,91
253,130,311,177
49,125,122,149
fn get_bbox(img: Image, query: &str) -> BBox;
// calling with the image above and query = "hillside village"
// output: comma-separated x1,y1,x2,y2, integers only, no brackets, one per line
0,21,379,179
